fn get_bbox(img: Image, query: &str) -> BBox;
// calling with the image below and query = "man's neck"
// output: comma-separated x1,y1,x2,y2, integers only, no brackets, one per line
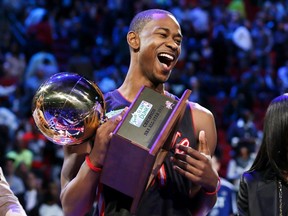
118,79,165,102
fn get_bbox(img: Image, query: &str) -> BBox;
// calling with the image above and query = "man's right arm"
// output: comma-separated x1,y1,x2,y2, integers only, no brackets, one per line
60,141,100,216
60,111,126,216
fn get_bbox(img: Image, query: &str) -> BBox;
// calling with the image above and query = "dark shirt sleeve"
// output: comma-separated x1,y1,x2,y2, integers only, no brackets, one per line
237,174,249,216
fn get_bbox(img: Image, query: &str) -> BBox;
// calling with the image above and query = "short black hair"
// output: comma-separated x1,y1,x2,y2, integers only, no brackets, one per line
129,9,173,33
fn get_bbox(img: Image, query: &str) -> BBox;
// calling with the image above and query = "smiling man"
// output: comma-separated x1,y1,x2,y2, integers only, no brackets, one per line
60,9,219,216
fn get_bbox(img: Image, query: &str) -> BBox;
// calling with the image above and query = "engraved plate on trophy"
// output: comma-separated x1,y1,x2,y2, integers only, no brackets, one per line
116,87,178,151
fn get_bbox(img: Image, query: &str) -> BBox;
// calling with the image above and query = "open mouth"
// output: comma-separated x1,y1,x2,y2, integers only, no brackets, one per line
158,53,174,68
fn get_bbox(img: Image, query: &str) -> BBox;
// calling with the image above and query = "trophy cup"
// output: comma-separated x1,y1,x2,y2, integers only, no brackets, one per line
31,72,106,145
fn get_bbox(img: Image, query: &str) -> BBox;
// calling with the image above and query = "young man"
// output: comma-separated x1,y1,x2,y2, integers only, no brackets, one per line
60,9,219,216
0,167,27,216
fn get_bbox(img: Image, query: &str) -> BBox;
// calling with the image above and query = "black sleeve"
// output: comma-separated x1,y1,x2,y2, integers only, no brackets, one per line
237,174,249,216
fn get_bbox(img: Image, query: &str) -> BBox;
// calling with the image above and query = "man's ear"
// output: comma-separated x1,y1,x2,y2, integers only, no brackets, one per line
127,31,140,50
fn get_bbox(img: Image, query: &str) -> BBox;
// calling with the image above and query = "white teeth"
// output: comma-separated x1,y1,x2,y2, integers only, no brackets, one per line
159,53,174,60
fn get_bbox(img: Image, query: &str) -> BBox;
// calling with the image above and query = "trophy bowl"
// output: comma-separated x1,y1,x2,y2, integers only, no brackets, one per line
32,72,106,145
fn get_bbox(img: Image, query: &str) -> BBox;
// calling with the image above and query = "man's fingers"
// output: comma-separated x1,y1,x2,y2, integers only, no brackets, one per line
109,107,128,123
121,106,129,115
106,107,128,124
97,106,129,137
113,107,128,125
198,130,211,156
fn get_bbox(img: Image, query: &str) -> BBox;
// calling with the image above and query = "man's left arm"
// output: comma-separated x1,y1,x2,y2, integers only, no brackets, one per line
171,102,219,215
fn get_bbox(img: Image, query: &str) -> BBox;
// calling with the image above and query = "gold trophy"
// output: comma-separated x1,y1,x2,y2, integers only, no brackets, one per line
32,72,106,145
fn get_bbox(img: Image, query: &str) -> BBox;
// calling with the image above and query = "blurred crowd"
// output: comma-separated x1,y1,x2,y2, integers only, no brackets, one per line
0,0,288,215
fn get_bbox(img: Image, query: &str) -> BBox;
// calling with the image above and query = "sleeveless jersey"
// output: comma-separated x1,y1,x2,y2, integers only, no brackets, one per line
96,89,197,216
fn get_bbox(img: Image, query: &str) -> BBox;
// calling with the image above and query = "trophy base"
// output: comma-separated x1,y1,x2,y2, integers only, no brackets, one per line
100,133,154,198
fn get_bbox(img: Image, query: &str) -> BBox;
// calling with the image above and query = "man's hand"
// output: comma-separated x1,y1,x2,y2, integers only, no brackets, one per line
171,130,219,193
89,107,128,166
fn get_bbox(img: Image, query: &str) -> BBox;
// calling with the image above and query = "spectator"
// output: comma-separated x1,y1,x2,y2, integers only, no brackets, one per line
0,166,27,216
26,9,53,55
38,181,64,216
229,72,254,110
250,17,274,70
208,149,238,216
273,20,288,70
24,51,58,94
0,107,19,141
188,76,201,103
22,119,46,166
2,158,26,205
222,96,244,129
226,143,254,191
23,171,43,216
67,48,94,80
226,109,261,153
6,129,34,170
111,18,129,65
3,41,26,83
23,51,59,115
277,60,288,93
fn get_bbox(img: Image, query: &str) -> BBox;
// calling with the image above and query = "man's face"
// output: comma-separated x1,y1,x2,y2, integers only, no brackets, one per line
137,13,182,84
